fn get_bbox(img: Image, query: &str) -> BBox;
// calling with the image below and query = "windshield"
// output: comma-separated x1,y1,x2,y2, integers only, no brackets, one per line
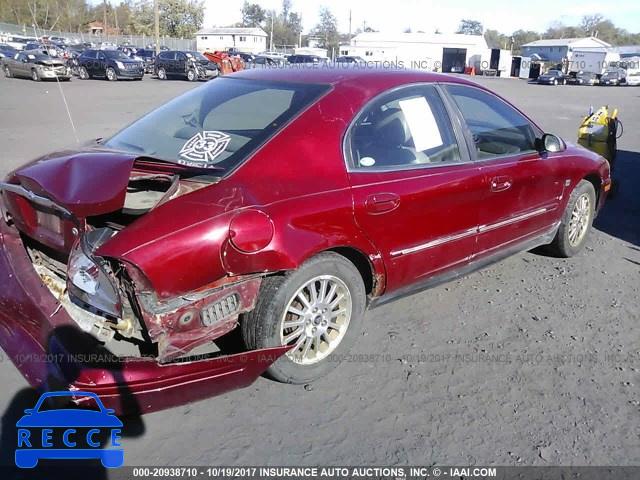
105,77,330,171
103,50,130,59
547,70,561,76
602,71,619,77
185,51,209,62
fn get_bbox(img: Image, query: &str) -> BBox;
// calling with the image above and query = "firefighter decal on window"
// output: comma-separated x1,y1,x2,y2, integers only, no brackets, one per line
179,131,231,166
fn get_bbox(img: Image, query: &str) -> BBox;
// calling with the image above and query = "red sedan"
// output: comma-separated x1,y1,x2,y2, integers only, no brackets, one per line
0,68,610,413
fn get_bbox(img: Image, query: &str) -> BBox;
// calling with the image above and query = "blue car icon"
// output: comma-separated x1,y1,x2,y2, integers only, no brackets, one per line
15,391,124,468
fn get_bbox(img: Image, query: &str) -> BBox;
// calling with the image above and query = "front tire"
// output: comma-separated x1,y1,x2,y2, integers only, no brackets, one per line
31,68,40,81
548,180,596,257
106,67,117,81
157,67,167,80
187,68,197,81
242,252,366,384
78,66,90,79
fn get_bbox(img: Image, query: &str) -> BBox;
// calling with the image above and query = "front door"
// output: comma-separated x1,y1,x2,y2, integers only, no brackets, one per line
443,83,565,258
346,84,484,294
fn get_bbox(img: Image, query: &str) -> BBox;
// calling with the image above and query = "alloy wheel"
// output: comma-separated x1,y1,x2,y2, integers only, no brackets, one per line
279,275,352,365
568,193,591,246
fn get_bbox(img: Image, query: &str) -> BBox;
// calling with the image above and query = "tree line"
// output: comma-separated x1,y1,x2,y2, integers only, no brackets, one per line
0,0,204,38
460,15,640,53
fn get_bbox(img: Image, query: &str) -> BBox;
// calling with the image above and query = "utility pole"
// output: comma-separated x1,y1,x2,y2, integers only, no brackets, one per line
154,0,160,54
102,0,107,41
349,10,352,39
270,15,274,52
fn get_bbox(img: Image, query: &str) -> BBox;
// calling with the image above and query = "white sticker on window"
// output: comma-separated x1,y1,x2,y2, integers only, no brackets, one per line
179,131,231,166
27,54,35,59
399,97,443,152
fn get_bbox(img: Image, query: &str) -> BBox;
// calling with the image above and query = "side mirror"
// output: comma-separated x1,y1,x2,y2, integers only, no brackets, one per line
537,133,564,154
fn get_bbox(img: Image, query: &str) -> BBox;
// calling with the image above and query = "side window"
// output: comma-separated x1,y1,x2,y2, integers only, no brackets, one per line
349,86,462,169
446,84,538,159
98,51,106,60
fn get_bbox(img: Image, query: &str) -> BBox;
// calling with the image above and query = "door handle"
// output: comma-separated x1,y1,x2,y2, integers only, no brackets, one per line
490,176,513,192
364,193,400,214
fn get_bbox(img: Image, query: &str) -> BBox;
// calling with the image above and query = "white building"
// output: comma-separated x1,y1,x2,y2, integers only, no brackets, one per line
521,37,611,63
340,32,490,72
195,27,267,54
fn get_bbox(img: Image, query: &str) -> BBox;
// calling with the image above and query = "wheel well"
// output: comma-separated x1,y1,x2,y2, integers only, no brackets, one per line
326,247,375,295
583,173,601,205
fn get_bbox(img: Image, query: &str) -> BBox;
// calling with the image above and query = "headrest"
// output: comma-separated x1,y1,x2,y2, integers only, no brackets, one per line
372,108,411,146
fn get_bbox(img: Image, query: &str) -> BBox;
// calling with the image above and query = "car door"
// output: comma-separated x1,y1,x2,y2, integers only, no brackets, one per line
12,53,27,77
443,83,565,259
96,50,108,76
346,84,484,294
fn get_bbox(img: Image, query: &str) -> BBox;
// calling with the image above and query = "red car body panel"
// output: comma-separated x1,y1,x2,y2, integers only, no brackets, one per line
0,215,289,415
0,68,610,411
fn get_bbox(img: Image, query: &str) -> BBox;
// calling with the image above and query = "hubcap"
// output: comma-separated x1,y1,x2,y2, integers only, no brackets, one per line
280,275,352,365
107,69,115,80
568,193,591,246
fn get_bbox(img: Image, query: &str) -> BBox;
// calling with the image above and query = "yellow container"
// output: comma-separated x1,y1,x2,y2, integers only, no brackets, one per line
577,105,618,162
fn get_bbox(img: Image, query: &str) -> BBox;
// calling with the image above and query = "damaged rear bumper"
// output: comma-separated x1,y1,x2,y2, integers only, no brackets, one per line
0,219,289,415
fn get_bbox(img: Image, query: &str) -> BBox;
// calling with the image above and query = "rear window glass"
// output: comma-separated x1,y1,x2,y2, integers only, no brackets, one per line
105,78,330,172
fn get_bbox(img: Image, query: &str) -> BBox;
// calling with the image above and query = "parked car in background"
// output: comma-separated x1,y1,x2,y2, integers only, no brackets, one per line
154,50,219,81
249,55,287,68
572,71,597,85
287,54,329,65
537,69,568,85
0,43,18,60
229,51,255,63
599,69,626,86
2,51,71,81
135,48,156,73
336,55,366,65
77,49,144,81
0,68,610,410
626,68,640,86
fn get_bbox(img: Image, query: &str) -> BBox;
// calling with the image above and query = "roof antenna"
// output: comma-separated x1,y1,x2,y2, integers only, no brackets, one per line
29,10,80,145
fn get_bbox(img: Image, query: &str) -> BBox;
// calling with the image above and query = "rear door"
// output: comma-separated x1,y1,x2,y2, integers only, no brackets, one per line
346,84,484,294
443,83,565,259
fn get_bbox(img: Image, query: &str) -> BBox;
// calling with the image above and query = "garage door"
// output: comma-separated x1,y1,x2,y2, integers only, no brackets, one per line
442,48,467,72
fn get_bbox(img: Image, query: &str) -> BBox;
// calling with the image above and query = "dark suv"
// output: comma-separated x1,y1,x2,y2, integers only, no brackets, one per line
136,49,156,73
287,55,328,65
154,50,219,81
77,49,144,81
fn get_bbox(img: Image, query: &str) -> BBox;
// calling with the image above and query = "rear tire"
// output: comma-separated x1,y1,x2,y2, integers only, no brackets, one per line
3,65,11,78
241,252,366,384
547,180,596,257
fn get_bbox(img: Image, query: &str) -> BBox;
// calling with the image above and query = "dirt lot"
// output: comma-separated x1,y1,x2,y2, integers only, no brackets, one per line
0,72,638,468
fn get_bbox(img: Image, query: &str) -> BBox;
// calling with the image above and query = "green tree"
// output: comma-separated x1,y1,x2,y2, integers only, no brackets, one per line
159,0,204,38
240,1,265,28
456,19,483,35
311,6,339,52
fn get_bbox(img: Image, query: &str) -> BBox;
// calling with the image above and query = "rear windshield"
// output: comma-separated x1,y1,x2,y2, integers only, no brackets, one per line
105,77,330,172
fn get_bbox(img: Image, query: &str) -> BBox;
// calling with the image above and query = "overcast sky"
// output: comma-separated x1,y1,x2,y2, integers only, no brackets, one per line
201,0,640,35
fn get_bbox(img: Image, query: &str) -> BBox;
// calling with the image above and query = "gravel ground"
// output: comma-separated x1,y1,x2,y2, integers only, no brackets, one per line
0,72,638,469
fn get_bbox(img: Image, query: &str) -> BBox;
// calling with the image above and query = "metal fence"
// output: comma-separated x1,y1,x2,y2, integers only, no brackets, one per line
0,21,195,50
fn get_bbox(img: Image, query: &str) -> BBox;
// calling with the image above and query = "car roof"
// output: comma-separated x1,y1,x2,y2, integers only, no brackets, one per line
230,65,480,88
